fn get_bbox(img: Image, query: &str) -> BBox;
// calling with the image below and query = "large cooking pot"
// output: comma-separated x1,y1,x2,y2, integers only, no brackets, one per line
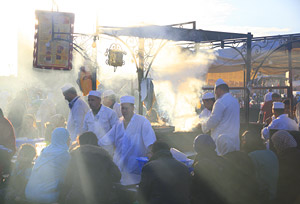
152,125,175,134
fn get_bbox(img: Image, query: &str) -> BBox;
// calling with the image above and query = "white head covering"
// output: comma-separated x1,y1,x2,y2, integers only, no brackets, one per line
120,95,135,104
34,128,70,169
273,102,285,109
215,78,227,88
89,90,102,98
61,83,74,93
272,130,297,154
102,90,115,98
202,92,215,100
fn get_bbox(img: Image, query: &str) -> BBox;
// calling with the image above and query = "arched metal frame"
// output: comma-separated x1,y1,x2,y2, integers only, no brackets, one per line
202,34,300,123
52,27,300,123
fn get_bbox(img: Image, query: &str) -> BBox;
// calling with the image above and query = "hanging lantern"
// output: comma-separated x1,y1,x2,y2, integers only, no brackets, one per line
105,43,126,72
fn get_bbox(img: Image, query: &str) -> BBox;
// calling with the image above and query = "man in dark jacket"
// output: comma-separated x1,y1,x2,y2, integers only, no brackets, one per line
191,134,228,204
138,141,191,204
59,145,121,204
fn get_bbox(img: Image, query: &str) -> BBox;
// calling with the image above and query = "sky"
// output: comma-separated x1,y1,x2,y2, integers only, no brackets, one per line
1,0,300,76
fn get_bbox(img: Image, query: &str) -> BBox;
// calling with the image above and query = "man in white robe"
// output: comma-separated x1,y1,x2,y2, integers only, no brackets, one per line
262,102,299,147
83,90,118,155
102,90,122,118
62,84,89,142
100,95,156,185
201,79,240,153
199,92,215,123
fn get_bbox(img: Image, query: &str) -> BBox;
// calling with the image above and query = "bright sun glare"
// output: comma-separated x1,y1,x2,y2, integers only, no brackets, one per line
1,0,293,76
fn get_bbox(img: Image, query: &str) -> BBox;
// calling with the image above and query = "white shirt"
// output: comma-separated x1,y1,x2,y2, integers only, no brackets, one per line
67,97,89,141
100,114,156,185
83,105,118,139
264,92,273,102
201,93,240,151
262,114,299,141
113,102,122,118
199,108,211,123
83,105,118,154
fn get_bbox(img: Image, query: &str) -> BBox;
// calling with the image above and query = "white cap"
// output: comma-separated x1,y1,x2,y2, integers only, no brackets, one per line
89,90,102,98
273,102,285,109
102,90,115,98
61,83,74,93
202,92,215,100
120,95,135,104
215,78,227,87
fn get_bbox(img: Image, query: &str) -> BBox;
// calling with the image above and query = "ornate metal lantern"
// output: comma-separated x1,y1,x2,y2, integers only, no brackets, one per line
105,43,126,72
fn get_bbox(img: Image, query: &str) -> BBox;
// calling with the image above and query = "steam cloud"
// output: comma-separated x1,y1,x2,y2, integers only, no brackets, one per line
150,44,215,131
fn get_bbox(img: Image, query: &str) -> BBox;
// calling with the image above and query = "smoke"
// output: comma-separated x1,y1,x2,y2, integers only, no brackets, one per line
2,1,216,134
150,44,215,131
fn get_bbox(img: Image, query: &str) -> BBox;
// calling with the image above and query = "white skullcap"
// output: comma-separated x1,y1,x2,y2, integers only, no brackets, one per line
202,92,215,100
102,90,115,98
215,78,227,87
120,95,135,104
61,83,74,93
273,102,285,109
89,90,102,98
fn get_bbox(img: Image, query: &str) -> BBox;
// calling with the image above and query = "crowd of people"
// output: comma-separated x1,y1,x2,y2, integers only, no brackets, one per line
0,78,300,204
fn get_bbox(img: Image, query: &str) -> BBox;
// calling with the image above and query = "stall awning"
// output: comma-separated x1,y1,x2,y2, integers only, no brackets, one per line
209,41,300,75
99,25,248,43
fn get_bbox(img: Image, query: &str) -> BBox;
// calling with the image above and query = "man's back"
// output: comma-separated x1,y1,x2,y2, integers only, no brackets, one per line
269,114,298,131
211,93,240,142
67,97,89,141
138,150,190,204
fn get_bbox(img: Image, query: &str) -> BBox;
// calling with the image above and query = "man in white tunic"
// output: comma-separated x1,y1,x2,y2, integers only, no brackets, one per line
199,92,215,122
100,95,156,185
62,84,89,142
102,90,122,118
262,102,299,147
83,90,118,155
201,79,240,153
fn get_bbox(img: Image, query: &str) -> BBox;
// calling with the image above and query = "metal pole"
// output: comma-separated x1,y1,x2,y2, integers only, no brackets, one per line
245,32,252,124
288,42,294,117
138,38,145,115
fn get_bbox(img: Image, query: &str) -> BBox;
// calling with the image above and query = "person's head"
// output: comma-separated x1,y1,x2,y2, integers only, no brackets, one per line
102,90,116,107
49,114,66,128
271,93,281,102
151,141,170,155
22,114,36,129
193,134,216,155
272,102,285,118
120,96,135,120
268,89,272,92
78,131,98,146
88,91,102,112
283,99,291,114
51,127,70,148
17,143,36,163
61,84,77,102
202,92,215,111
214,79,229,99
241,130,265,153
271,130,297,154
